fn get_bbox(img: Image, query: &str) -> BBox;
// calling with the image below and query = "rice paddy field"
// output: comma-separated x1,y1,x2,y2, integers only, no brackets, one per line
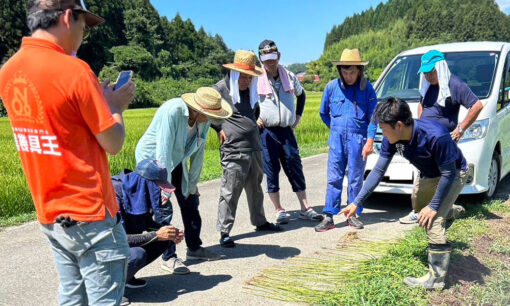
0,92,329,224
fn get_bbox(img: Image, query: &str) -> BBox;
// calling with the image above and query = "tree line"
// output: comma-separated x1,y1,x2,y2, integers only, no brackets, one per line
305,0,510,91
0,0,234,115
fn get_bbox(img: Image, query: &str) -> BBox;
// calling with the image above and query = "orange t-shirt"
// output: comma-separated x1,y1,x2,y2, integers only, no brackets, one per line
0,37,119,224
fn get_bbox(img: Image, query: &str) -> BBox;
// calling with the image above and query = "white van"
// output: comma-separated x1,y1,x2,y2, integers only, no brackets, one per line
366,42,510,198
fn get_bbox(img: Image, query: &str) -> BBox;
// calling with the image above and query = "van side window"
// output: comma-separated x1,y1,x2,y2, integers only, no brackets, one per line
498,53,510,111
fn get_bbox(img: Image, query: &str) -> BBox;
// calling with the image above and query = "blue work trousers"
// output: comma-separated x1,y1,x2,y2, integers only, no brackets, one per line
323,130,366,215
260,126,306,193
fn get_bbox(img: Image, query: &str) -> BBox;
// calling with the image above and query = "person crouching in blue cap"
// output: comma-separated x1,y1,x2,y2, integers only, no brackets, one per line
315,48,378,232
111,159,184,292
399,49,483,225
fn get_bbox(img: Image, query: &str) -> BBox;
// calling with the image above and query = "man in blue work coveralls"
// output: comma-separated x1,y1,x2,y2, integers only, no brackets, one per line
315,49,378,232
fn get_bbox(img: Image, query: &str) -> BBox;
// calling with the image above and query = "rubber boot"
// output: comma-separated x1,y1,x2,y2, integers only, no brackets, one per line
445,204,465,230
404,243,452,290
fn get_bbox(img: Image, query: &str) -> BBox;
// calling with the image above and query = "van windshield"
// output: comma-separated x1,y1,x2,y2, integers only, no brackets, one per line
376,51,500,101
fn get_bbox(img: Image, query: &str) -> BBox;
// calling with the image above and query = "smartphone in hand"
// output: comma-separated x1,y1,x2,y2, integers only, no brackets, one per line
114,70,133,90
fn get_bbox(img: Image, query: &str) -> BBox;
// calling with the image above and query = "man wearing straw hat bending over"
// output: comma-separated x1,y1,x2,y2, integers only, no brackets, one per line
213,50,282,248
315,48,378,232
135,87,232,272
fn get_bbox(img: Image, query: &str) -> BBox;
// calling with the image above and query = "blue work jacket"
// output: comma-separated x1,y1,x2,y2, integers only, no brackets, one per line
319,78,378,138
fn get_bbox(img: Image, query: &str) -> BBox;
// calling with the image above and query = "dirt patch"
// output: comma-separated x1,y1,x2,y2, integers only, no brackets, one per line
339,231,360,243
430,213,510,305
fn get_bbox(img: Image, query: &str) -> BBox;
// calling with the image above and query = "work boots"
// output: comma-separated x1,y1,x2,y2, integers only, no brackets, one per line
404,243,452,290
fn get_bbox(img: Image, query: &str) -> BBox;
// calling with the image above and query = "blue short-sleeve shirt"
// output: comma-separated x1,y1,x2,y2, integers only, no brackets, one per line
380,119,467,178
421,74,479,132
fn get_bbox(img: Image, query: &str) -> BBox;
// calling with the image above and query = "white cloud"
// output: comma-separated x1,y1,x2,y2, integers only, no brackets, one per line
496,0,510,11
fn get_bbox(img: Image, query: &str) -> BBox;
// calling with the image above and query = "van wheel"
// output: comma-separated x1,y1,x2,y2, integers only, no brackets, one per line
483,153,500,199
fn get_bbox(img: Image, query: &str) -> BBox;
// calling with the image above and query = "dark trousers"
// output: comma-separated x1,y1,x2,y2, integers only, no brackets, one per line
172,163,203,251
127,240,171,280
260,126,306,193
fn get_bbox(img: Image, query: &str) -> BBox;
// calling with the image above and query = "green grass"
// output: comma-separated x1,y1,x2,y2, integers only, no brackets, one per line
0,92,329,224
245,200,510,305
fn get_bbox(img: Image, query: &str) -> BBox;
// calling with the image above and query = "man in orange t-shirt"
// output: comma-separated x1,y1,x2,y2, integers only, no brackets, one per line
0,1,135,305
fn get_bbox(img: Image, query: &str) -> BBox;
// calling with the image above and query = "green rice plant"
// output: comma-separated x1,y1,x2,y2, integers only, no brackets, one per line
245,200,505,305
1,92,330,222
245,230,429,305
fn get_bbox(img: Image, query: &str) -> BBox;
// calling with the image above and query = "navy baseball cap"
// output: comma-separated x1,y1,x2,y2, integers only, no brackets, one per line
28,0,105,28
135,159,175,193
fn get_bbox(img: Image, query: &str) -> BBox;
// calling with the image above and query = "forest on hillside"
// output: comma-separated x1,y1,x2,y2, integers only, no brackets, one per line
2,0,510,111
304,0,510,91
0,0,233,115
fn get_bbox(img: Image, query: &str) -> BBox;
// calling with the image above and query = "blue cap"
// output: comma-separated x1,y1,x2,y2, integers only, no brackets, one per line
135,159,175,193
418,50,445,74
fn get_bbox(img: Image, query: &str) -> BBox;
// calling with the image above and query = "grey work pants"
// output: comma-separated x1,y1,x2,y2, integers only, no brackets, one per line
411,169,468,244
217,150,267,234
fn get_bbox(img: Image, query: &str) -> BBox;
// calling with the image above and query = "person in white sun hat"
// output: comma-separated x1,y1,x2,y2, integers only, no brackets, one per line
135,87,232,274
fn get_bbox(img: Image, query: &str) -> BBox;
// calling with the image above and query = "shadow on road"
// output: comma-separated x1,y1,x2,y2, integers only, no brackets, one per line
125,272,232,303
185,243,301,267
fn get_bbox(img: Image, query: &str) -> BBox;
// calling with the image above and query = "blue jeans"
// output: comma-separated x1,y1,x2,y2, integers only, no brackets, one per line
40,213,130,306
323,130,366,215
260,126,306,193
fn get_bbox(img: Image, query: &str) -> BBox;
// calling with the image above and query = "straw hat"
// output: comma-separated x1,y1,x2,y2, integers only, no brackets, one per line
181,87,233,119
223,50,264,77
331,48,369,66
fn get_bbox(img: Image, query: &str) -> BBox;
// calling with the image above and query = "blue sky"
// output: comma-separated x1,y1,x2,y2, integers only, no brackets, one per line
150,0,386,65
150,0,510,66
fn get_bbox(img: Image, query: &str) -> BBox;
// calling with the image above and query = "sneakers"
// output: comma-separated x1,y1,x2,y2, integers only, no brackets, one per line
299,208,324,221
255,222,282,232
186,247,224,261
120,296,130,306
161,257,190,275
276,210,290,224
219,233,235,248
347,216,364,229
315,215,334,232
399,210,418,224
125,277,147,289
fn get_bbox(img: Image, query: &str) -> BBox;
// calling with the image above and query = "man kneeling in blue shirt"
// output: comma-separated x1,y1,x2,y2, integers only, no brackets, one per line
340,97,468,290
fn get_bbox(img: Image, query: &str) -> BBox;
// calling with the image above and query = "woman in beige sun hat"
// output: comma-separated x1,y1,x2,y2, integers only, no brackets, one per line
134,86,232,268
181,87,233,120
315,48,378,233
